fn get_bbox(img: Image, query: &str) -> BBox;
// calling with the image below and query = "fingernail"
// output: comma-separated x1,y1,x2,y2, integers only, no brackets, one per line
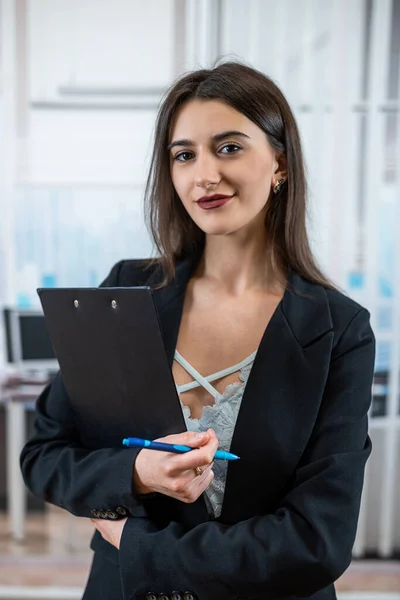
196,432,206,440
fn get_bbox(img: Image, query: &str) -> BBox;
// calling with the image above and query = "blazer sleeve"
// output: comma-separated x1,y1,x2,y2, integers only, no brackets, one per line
118,307,375,600
20,260,148,519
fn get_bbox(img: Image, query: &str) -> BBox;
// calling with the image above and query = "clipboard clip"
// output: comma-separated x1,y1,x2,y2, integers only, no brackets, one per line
73,299,118,309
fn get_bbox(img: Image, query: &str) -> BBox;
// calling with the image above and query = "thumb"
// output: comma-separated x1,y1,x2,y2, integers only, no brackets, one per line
159,430,210,447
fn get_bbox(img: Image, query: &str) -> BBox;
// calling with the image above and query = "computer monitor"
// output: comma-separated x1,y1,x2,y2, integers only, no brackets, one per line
3,308,59,373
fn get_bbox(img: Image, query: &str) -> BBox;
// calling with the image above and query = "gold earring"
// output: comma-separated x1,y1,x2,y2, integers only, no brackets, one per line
273,177,285,194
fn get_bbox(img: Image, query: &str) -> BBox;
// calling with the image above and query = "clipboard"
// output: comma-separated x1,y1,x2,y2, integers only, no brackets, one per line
37,287,187,446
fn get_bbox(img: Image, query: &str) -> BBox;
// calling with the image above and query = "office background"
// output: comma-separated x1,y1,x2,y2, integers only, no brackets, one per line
0,0,399,598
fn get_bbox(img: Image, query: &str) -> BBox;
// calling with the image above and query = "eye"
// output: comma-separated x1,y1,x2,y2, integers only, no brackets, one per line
173,151,194,162
219,143,241,155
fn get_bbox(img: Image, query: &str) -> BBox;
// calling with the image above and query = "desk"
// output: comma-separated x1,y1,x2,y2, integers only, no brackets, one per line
1,377,48,541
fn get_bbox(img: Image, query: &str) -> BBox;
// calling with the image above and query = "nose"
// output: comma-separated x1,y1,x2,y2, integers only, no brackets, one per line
194,152,221,189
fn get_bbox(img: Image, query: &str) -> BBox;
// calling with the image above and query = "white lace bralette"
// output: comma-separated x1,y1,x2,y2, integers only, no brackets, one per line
174,349,256,518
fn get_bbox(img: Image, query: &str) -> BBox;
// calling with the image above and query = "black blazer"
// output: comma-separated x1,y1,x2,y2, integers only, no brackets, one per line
20,255,375,600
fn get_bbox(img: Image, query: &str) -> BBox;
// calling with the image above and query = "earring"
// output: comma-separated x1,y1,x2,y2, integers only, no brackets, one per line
273,177,285,195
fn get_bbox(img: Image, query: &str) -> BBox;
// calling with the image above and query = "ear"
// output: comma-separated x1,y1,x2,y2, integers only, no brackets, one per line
273,153,288,180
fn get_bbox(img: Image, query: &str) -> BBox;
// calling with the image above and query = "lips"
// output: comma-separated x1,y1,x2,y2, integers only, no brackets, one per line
196,194,234,210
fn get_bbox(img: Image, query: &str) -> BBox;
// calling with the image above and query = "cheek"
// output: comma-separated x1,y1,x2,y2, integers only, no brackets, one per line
232,150,272,182
171,168,188,198
171,173,197,215
234,161,272,196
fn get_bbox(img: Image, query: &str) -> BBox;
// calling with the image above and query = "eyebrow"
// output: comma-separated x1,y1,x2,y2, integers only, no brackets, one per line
167,130,251,152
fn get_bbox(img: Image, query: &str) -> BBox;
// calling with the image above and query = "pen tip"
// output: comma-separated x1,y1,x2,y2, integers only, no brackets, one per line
122,438,128,446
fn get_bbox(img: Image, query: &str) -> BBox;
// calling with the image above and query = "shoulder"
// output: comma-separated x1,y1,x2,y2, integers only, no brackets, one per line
288,271,374,352
99,258,164,288
324,286,367,326
324,284,369,323
315,283,374,354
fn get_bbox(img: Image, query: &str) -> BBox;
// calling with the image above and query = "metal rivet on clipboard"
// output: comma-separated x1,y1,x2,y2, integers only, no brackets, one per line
74,300,79,308
111,300,117,309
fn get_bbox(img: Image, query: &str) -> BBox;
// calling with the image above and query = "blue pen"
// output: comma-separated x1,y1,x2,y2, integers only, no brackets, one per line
122,437,239,461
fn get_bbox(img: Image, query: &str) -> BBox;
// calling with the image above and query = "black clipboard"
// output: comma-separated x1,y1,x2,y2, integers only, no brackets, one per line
37,287,187,444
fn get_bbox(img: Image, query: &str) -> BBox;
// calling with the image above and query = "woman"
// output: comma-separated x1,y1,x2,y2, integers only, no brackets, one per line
20,61,375,600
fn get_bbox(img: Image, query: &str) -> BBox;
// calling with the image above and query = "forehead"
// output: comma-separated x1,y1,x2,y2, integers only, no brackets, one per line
169,99,262,142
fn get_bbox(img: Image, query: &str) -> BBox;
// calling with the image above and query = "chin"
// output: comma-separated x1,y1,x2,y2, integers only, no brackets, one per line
197,223,240,236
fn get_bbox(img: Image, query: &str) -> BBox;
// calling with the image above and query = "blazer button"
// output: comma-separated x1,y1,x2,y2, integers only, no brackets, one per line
116,506,127,516
171,592,182,600
106,510,118,520
98,509,108,519
145,594,157,600
90,509,100,518
183,593,196,600
158,595,169,600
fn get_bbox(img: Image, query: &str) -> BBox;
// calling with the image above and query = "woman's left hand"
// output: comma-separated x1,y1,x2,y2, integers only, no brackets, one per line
90,517,127,549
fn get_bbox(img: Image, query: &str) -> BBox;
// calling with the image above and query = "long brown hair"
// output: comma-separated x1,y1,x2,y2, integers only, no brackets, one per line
144,60,335,290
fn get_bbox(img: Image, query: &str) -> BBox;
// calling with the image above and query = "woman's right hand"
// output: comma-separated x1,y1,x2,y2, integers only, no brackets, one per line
133,429,218,504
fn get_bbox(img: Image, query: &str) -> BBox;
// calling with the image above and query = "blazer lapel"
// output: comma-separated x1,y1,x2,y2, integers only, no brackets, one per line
145,254,212,526
220,272,335,523
145,258,336,526
149,254,201,367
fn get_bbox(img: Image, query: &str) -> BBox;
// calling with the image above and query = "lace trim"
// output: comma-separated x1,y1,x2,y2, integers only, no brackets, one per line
179,358,254,518
179,359,253,422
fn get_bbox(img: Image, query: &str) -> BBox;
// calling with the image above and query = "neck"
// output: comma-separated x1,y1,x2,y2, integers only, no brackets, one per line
195,228,282,296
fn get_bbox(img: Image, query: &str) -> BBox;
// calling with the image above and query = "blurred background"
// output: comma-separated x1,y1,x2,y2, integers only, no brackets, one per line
0,0,399,598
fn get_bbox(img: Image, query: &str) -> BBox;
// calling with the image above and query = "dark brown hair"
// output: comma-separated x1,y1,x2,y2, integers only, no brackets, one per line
144,60,335,290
